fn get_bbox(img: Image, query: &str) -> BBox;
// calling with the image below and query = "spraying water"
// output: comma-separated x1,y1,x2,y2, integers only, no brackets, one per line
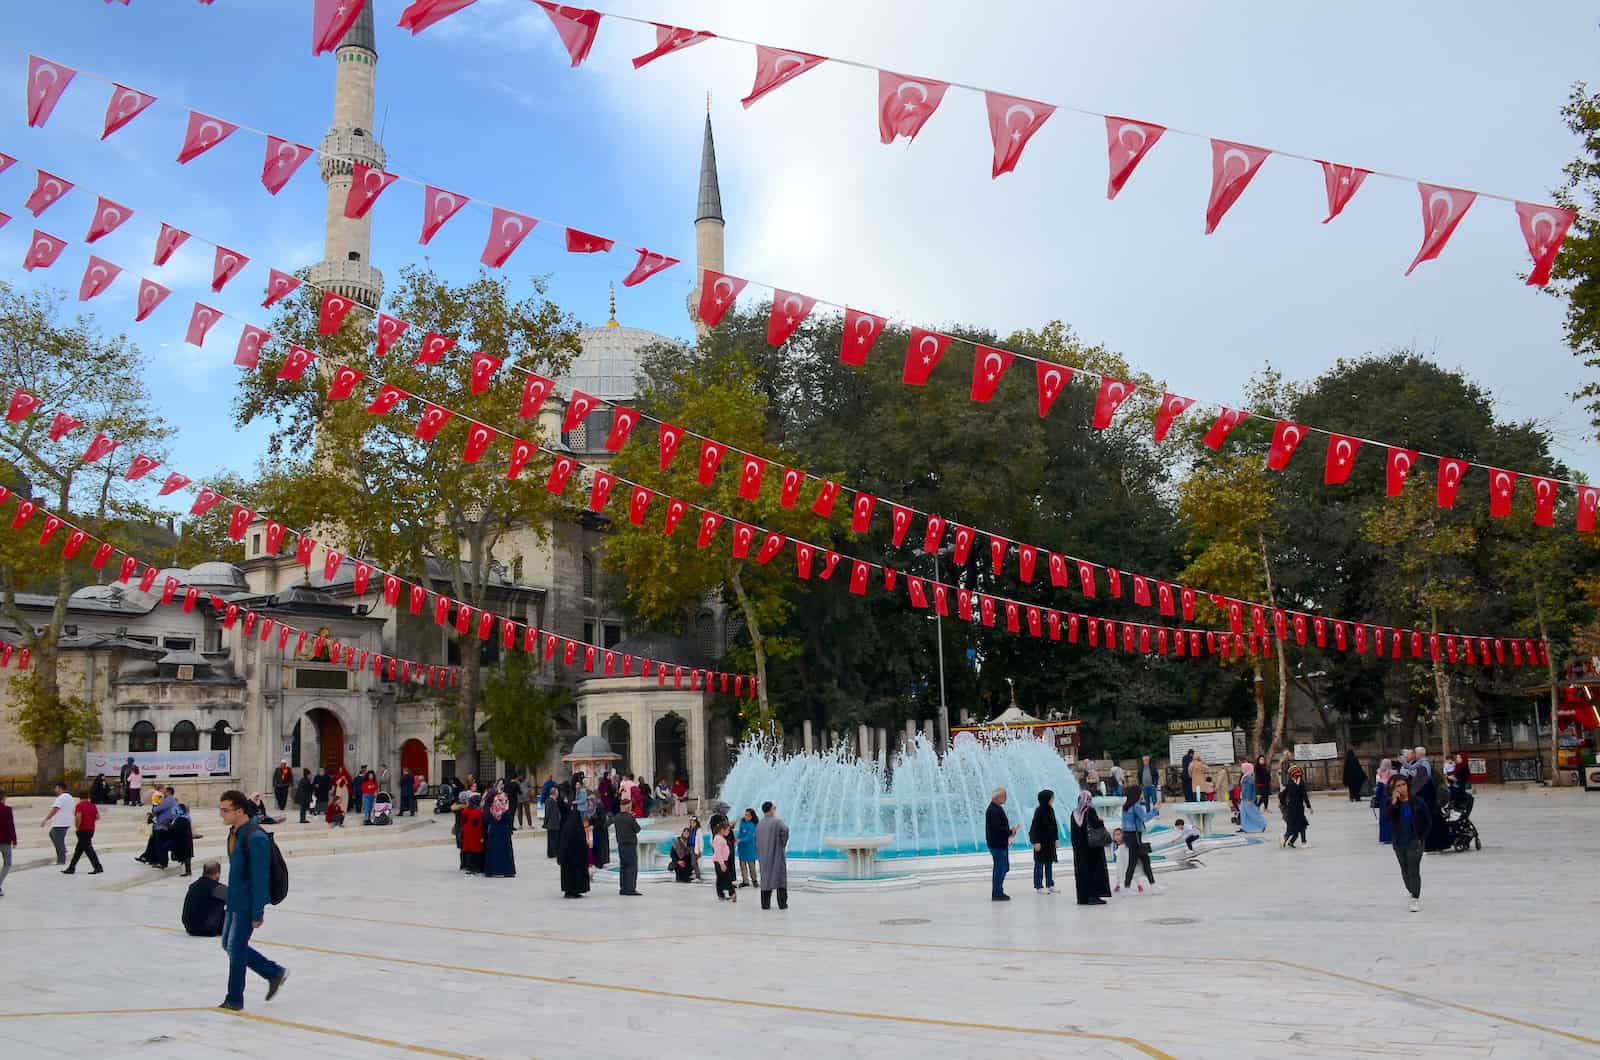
716,731,1081,858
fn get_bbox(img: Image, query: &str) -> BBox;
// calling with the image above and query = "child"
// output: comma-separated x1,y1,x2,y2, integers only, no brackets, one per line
459,794,485,874
712,820,737,901
1176,817,1200,852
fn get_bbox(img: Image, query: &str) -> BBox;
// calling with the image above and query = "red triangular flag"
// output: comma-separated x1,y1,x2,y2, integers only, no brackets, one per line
1035,361,1072,418
185,302,223,347
741,45,826,108
26,56,75,128
261,136,314,195
78,256,122,301
1530,476,1557,528
262,268,301,307
1265,421,1307,471
1406,183,1477,276
462,423,495,464
985,91,1055,178
5,389,39,424
1202,407,1249,450
176,111,238,164
658,423,684,470
135,278,170,322
318,290,357,335
397,0,477,34
376,313,410,356
1104,116,1165,199
1437,457,1468,508
102,83,156,140
534,2,601,66
84,196,133,243
1514,201,1575,287
903,328,949,386
969,346,1014,403
1204,140,1271,234
1153,392,1194,443
695,439,727,485
631,23,714,69
1319,161,1370,222
696,270,747,327
840,308,886,366
621,248,678,287
344,163,398,218
211,246,248,292
878,70,949,144
1386,447,1419,497
22,230,67,271
766,290,816,346
312,0,366,54
233,325,270,370
1577,485,1599,533
23,171,72,217
1091,378,1135,429
421,185,468,244
1487,468,1517,518
564,227,614,253
481,208,537,268
738,455,768,501
414,331,455,366
1324,434,1361,485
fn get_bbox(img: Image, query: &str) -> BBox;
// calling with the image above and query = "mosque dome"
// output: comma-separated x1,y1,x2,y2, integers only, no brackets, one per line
185,561,249,592
558,286,678,402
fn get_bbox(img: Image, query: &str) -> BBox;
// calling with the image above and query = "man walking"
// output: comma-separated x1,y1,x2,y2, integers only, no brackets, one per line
271,760,293,813
217,790,287,1011
1180,747,1196,803
1138,755,1161,814
61,789,103,875
39,780,73,865
398,769,414,818
294,769,313,824
613,799,642,896
755,801,789,910
0,791,16,896
986,787,1019,901
312,767,331,817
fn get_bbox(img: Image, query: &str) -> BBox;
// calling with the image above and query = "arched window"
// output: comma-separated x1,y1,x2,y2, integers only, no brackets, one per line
581,555,595,599
511,555,524,582
210,720,232,751
170,720,199,752
129,720,157,753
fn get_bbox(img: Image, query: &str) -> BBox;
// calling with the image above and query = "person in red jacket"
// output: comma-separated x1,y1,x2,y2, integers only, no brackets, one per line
360,771,379,824
459,794,485,875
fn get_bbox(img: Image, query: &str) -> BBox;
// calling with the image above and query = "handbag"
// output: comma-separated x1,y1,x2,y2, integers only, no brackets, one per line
1086,823,1111,848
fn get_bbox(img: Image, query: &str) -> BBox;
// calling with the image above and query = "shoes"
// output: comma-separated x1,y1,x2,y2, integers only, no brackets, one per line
265,969,288,1002
1047,886,1057,895
1088,898,1107,905
1035,888,1045,894
89,869,104,875
1409,898,1421,913
1149,883,1167,894
620,891,643,896
1135,883,1145,893
1280,837,1287,848
60,869,74,875
217,1001,243,1012
1112,884,1122,894
992,894,1011,902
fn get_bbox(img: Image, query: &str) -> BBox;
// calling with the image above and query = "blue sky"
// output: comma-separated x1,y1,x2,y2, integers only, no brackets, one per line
0,1,1595,515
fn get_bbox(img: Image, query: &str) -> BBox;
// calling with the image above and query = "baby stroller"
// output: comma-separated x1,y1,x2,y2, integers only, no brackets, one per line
371,791,394,826
434,780,458,815
1444,786,1480,852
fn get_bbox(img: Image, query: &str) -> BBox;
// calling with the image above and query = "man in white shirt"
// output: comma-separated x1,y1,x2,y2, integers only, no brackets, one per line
39,781,73,865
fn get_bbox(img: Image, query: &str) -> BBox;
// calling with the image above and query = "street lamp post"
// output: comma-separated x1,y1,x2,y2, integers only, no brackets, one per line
933,547,949,755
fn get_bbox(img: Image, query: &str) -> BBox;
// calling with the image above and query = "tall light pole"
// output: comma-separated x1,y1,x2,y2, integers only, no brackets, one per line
933,547,949,755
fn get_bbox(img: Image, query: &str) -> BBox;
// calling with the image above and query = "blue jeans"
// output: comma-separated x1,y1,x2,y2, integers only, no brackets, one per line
222,912,283,1008
990,847,1009,897
1033,859,1054,890
363,794,375,822
1142,785,1159,811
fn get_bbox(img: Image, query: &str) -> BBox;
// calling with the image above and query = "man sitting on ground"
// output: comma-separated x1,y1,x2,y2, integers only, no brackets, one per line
182,860,228,937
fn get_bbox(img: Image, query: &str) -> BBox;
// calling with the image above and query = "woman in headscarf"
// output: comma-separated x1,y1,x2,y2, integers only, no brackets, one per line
597,772,615,817
1236,761,1267,833
1281,766,1312,848
1068,790,1111,905
589,796,610,870
668,827,694,882
1028,790,1059,895
1342,750,1367,802
556,788,592,898
168,800,195,877
483,790,516,878
1374,758,1394,844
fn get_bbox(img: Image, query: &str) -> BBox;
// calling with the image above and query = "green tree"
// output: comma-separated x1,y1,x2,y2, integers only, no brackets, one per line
0,283,171,785
1552,83,1600,432
481,652,565,773
233,266,581,779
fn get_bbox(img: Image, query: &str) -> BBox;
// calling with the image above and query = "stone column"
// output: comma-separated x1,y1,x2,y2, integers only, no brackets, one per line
859,724,871,758
802,719,814,753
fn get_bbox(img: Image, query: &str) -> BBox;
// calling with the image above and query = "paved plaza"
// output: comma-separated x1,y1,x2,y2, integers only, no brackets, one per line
1,786,1596,1059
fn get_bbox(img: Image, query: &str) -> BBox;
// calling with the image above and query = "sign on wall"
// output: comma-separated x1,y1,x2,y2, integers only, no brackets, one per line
85,750,231,777
1293,742,1339,761
1168,730,1237,767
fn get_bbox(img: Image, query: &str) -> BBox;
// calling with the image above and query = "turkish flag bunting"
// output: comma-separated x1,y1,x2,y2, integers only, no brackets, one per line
626,485,653,526
185,303,222,347
1132,575,1151,607
312,0,367,54
755,531,786,564
795,542,815,579
158,472,191,497
261,136,314,195
969,346,1014,403
767,290,817,346
1018,544,1037,583
1293,613,1308,646
587,470,616,512
5,389,39,423
352,562,372,595
695,438,726,485
778,467,804,509
564,227,614,253
1035,362,1072,418
741,45,826,108
397,0,478,34
24,170,72,216
519,372,554,418
1379,447,1419,497
275,346,315,381
462,423,495,464
908,577,928,608
1578,486,1599,533
662,498,688,535
562,391,597,433
1508,640,1520,666
546,455,577,494
77,432,117,465
420,185,469,244
1324,434,1362,485
318,290,356,335
211,246,248,292
739,455,768,501
1104,116,1165,199
0,153,11,175
298,535,319,568
22,230,67,271
1091,378,1135,429
122,454,156,481
840,308,886,366
932,585,949,617
102,83,156,140
985,91,1055,178
951,526,975,566
366,384,408,415
344,163,398,219
1437,457,1469,508
62,528,88,558
480,208,537,268
535,2,602,66
1486,468,1517,518
849,560,870,596
78,256,121,301
1528,475,1558,527
1406,183,1477,275
1202,407,1249,450
414,404,453,442
506,440,537,479
1319,161,1370,222
470,352,502,394
1152,393,1194,443
85,196,133,243
233,325,271,370
730,522,756,559
1157,581,1175,616
878,70,949,144
1076,560,1096,598
621,248,678,287
1515,201,1576,287
904,328,950,385
697,270,746,327
889,504,914,547
811,480,841,518
922,514,946,554
1204,140,1271,234
1265,421,1308,471
262,268,301,307
632,23,715,68
153,222,189,266
604,407,640,450
26,56,75,128
176,111,238,164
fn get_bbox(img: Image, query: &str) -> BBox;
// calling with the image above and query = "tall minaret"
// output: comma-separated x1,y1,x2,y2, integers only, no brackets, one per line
688,95,725,336
308,2,384,307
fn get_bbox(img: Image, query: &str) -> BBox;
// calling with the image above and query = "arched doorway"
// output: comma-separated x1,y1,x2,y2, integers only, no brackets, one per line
654,713,687,786
400,738,429,781
601,716,631,776
300,707,345,771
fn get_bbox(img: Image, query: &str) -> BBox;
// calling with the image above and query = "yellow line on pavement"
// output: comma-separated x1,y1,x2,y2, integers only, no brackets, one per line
279,907,680,946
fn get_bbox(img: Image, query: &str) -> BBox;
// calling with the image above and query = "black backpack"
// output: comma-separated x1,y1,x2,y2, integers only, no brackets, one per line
244,820,289,906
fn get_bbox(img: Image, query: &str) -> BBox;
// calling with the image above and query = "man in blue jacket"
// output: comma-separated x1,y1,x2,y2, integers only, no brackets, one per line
985,787,1019,901
217,789,288,1011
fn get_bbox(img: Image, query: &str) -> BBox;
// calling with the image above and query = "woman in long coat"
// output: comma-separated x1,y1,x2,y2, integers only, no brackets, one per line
1342,750,1367,802
543,785,563,859
1027,790,1059,894
1281,767,1311,848
556,793,591,898
483,792,516,878
1374,759,1394,844
589,802,610,869
1236,763,1267,833
1068,791,1111,905
168,804,195,877
754,804,789,909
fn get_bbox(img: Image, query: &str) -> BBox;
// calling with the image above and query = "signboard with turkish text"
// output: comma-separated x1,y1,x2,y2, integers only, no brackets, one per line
85,749,231,777
1168,730,1237,768
1168,718,1233,734
1293,742,1339,761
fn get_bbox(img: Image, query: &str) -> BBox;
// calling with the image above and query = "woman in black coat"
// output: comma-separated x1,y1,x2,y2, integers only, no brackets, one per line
168,806,195,877
1068,790,1111,905
555,792,591,898
544,790,563,859
1281,767,1312,848
1028,790,1058,894
1342,750,1366,802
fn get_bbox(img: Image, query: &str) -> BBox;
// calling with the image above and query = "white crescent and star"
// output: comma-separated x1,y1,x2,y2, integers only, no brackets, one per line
1444,463,1462,488
1003,103,1036,139
1426,190,1457,233
196,119,226,146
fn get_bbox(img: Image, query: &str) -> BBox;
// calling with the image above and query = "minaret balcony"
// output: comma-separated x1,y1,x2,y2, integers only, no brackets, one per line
307,259,384,305
318,127,387,181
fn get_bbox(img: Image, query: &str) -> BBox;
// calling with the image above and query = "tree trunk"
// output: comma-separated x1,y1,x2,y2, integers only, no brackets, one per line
1534,581,1561,786
30,642,65,788
1250,661,1268,758
456,637,481,781
1430,608,1453,762
1257,528,1291,759
727,561,772,734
